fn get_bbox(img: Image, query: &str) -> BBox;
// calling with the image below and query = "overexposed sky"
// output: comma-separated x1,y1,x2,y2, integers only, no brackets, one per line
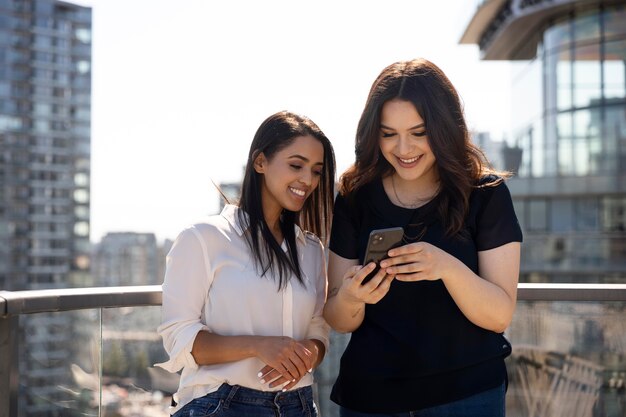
74,0,512,243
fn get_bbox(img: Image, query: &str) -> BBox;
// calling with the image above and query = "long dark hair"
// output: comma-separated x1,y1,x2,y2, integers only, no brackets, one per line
340,58,505,237
239,111,335,289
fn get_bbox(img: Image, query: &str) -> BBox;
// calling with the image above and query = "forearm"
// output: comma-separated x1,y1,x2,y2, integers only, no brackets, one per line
442,258,516,333
323,291,365,333
191,331,264,366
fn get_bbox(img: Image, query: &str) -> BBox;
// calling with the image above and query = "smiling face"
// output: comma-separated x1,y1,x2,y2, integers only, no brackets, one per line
254,134,325,220
379,99,438,186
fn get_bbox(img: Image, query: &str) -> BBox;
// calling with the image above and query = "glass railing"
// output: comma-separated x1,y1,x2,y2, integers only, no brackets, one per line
1,283,625,417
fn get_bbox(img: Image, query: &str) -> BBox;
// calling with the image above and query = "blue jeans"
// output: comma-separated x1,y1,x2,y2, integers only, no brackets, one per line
173,383,318,417
339,383,505,417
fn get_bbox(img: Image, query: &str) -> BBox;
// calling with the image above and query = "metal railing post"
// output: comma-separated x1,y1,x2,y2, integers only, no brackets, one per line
0,313,18,417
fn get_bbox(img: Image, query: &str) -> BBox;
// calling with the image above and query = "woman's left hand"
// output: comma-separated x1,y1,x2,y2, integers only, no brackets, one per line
257,339,319,390
379,242,456,282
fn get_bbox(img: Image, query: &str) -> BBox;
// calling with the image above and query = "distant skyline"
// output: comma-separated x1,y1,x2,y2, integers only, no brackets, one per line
76,0,514,243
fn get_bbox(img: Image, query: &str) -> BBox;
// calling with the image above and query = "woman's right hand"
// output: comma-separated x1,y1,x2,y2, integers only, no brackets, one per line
324,252,395,333
337,263,394,305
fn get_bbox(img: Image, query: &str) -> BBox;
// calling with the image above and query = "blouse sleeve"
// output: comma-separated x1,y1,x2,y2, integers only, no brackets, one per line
156,226,211,373
474,181,523,251
328,193,359,259
304,237,330,351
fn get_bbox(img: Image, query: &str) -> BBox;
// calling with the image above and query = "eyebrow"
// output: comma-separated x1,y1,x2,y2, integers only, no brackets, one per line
289,154,324,165
380,123,425,130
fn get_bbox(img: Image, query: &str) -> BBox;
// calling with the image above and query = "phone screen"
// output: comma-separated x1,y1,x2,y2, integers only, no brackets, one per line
361,227,404,284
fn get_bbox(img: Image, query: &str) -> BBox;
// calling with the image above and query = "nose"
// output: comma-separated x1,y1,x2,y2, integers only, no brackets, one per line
397,134,414,155
299,169,313,186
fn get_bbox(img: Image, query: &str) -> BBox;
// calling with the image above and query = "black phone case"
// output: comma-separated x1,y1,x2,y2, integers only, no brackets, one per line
361,227,404,284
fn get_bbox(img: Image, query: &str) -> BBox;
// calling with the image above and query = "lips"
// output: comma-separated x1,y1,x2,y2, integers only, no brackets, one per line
289,187,306,198
396,154,422,167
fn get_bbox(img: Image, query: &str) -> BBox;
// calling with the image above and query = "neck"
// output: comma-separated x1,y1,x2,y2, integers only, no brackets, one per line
262,200,283,242
389,173,439,208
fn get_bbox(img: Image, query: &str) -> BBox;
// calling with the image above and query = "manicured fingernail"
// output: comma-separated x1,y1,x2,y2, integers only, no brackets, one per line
308,368,313,373
257,372,263,377
292,379,296,382
282,388,287,392
260,379,265,384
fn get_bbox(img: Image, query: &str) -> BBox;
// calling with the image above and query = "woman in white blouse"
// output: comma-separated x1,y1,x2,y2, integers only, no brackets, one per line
157,111,335,417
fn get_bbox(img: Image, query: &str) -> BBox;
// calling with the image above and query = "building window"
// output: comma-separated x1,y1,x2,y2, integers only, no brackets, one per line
73,221,89,237
550,198,575,232
602,197,626,231
604,39,626,100
576,198,600,231
528,199,548,231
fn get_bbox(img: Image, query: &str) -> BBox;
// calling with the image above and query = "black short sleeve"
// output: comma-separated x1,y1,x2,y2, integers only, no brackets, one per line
329,193,359,259
474,181,523,251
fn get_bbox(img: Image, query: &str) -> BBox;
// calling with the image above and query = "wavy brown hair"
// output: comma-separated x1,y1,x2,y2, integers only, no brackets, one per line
340,58,506,237
239,111,335,289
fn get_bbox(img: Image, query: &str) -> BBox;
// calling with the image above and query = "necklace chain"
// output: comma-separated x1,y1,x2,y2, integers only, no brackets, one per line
391,174,437,209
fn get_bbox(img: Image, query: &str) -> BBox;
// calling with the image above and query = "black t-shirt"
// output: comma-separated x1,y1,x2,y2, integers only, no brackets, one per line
328,177,523,413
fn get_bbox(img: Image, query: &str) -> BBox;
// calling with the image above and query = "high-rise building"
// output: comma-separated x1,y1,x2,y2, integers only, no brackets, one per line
0,0,92,290
461,0,626,284
92,232,161,286
0,1,92,415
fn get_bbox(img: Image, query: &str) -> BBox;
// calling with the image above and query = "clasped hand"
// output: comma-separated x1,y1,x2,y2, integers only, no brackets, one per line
256,337,317,391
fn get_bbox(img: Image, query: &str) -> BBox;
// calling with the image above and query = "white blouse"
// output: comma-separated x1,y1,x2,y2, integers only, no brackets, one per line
157,205,330,412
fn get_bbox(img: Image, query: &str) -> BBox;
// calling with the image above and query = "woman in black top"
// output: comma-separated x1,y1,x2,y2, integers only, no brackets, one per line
323,58,523,416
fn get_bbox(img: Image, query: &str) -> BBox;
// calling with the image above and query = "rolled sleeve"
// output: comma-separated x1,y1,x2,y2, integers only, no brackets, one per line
156,227,212,373
305,241,330,351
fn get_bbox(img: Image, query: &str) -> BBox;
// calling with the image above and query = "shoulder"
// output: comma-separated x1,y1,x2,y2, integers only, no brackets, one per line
176,213,233,245
471,175,510,200
296,226,325,257
336,180,378,211
475,174,505,189
299,229,325,257
303,230,324,250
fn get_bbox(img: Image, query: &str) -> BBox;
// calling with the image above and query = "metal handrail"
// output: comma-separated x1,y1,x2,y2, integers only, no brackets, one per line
0,285,162,317
1,283,626,317
2,282,626,417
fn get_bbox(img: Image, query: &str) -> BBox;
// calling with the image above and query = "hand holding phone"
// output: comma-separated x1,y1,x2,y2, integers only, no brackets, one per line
361,227,404,284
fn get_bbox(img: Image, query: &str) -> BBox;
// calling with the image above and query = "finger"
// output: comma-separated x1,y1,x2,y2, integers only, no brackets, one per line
279,358,301,381
343,265,362,280
288,351,309,379
384,262,422,275
268,375,290,388
351,263,377,285
259,368,281,384
293,344,314,371
394,272,425,282
380,253,417,268
370,274,395,301
361,267,387,290
281,376,303,391
388,242,422,257
258,365,273,379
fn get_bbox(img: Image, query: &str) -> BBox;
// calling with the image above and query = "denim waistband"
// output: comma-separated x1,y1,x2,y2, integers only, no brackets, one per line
215,383,313,408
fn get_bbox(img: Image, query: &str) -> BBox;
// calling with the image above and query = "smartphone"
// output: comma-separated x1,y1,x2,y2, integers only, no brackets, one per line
361,227,404,284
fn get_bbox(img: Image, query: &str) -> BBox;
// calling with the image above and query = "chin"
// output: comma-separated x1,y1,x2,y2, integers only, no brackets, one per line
283,200,306,213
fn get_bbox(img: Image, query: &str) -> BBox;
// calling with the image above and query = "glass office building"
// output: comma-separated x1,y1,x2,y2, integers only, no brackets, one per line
462,3,626,415
462,1,626,284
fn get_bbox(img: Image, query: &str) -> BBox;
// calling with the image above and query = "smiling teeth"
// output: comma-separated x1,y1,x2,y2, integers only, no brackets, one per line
400,156,419,163
289,187,305,197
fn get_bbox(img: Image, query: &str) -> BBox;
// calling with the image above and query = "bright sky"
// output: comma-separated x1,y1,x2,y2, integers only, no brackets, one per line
75,0,512,243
